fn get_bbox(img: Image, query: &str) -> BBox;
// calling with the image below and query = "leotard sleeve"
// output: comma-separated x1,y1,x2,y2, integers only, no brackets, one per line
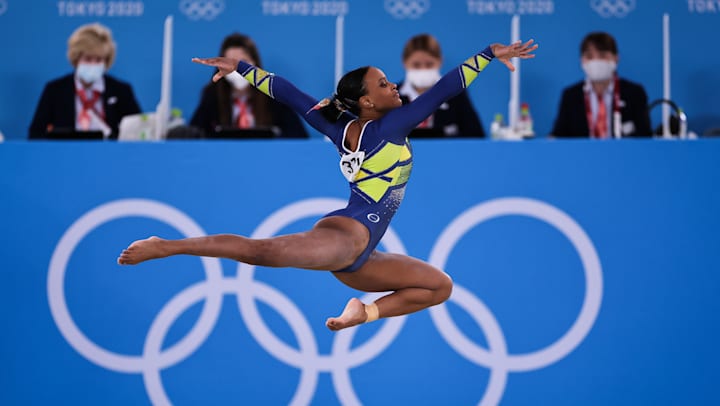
376,46,495,143
235,61,349,143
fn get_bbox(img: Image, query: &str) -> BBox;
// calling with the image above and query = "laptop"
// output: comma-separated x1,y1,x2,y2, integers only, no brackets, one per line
45,128,105,140
407,128,446,139
206,127,277,140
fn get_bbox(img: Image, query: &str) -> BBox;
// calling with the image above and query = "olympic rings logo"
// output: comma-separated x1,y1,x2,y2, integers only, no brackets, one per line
384,0,430,19
590,0,635,18
179,0,224,21
48,197,603,405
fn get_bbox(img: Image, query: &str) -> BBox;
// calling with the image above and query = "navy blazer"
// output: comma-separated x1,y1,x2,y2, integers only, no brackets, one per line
190,81,308,138
29,73,141,140
398,81,485,138
551,78,652,138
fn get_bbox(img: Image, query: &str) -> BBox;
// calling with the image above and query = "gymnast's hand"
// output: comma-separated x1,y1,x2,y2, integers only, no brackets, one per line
192,56,240,82
491,39,538,72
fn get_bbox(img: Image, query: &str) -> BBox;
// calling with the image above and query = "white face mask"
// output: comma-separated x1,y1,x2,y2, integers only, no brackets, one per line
225,72,250,90
582,60,617,82
76,62,105,84
406,68,441,89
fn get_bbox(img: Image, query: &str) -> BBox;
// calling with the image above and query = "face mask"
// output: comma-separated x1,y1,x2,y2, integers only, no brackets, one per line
406,68,441,89
225,72,250,90
582,60,617,82
76,62,105,84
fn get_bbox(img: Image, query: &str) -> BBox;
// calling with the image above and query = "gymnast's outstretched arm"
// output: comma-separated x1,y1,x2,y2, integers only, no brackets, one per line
380,40,537,141
191,57,343,139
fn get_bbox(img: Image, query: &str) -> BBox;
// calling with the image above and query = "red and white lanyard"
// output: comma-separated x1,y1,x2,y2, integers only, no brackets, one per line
234,97,254,128
584,75,621,138
76,88,104,130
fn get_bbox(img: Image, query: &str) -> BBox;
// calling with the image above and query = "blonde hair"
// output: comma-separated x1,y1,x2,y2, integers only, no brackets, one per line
67,23,116,68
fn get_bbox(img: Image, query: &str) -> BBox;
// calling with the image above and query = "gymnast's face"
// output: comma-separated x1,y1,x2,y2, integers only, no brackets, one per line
360,67,402,113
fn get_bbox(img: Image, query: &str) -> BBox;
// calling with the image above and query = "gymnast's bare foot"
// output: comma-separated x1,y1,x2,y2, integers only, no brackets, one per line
117,236,168,265
326,297,368,331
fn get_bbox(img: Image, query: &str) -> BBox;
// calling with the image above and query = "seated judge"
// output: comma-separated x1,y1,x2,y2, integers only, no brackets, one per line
550,32,651,138
398,33,485,138
189,33,308,138
29,22,141,139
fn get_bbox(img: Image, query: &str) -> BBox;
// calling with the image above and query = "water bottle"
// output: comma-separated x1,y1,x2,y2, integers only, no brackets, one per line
490,113,504,140
168,108,186,130
678,108,688,139
138,114,152,140
517,102,534,138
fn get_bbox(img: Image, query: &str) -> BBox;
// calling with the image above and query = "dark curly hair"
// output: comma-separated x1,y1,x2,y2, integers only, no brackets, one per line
318,66,370,122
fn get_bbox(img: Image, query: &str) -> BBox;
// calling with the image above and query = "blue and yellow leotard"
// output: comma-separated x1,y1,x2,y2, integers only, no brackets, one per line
235,46,495,272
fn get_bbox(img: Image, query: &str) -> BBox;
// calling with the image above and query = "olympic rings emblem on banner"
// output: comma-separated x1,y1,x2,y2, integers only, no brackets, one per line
48,197,603,405
179,0,224,20
384,0,430,19
590,0,635,18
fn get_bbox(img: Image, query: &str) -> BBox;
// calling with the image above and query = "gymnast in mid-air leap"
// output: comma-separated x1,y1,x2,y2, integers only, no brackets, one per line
118,39,537,331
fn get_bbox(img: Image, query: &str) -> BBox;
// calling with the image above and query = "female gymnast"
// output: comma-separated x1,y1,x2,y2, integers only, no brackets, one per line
118,39,537,331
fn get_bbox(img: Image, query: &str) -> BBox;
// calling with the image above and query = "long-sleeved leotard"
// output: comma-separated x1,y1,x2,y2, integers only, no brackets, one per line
235,46,494,272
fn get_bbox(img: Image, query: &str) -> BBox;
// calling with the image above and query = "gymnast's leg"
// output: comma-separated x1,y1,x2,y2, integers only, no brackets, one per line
117,216,369,271
326,252,453,331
